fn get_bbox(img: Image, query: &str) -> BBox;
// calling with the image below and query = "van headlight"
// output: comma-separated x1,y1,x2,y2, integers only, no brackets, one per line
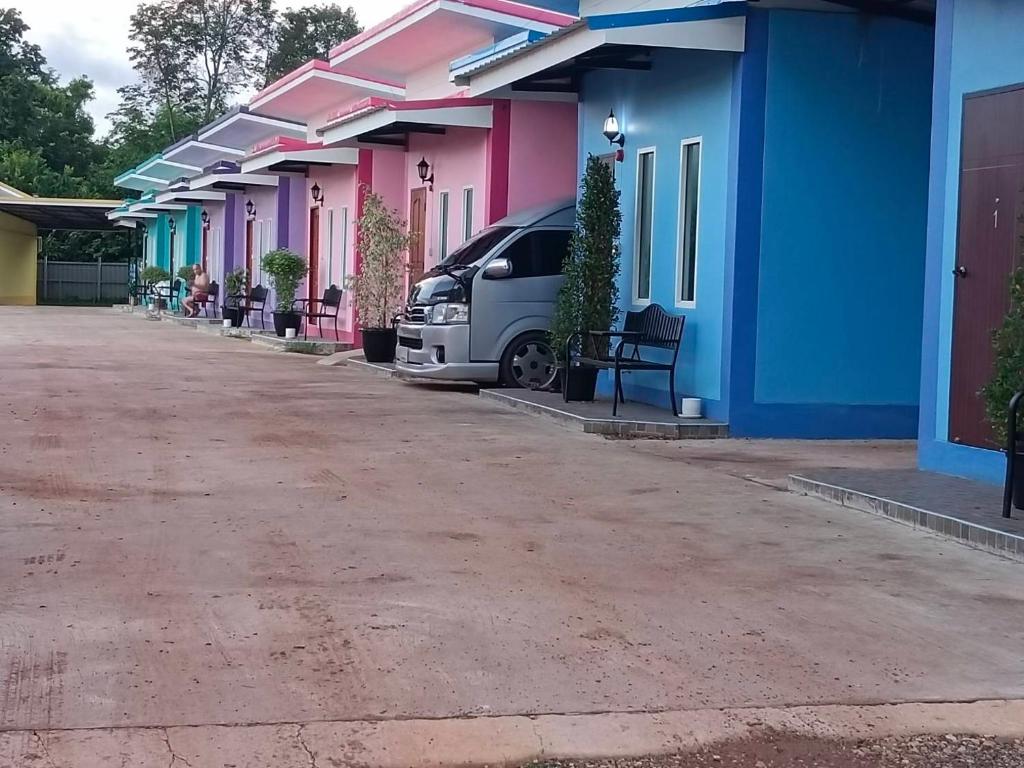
429,303,470,325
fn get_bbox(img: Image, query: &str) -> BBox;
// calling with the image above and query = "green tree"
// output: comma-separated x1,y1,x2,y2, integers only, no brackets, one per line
983,263,1024,446
263,4,362,86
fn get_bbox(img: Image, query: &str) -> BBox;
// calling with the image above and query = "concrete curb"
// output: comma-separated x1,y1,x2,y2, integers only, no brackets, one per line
789,474,1024,563
5,700,1024,767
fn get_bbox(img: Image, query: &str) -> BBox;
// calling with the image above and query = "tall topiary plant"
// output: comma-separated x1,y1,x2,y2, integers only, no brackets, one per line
550,154,622,363
983,265,1024,445
261,249,307,313
348,188,411,330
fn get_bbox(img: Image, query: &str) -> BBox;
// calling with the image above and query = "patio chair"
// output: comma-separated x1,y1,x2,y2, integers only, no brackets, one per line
293,285,343,341
566,303,686,417
156,277,186,312
193,281,219,319
233,284,269,330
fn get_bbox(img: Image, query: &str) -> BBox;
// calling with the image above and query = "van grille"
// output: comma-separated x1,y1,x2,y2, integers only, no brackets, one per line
398,336,423,350
405,306,427,324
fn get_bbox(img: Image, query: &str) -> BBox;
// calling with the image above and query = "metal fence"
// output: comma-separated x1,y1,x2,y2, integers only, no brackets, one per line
36,260,130,303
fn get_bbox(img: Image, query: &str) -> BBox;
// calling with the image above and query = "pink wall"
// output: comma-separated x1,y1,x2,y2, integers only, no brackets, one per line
305,165,359,340
407,128,488,271
507,101,579,213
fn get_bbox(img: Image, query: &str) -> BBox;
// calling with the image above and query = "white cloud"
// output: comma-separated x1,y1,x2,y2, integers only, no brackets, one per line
8,0,410,137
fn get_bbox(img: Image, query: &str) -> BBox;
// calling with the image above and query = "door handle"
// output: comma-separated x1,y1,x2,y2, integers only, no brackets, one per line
953,266,968,278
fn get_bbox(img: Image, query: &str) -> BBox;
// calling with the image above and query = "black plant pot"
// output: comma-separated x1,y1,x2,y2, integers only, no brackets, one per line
222,306,245,327
363,327,397,363
273,311,302,338
563,366,599,402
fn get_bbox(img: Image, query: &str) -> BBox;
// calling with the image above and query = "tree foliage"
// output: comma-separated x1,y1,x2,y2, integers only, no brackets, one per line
261,248,307,312
263,4,361,86
983,261,1024,446
550,155,621,362
349,189,410,329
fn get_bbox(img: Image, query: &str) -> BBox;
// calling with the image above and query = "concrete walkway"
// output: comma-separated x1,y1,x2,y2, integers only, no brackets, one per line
0,307,1022,765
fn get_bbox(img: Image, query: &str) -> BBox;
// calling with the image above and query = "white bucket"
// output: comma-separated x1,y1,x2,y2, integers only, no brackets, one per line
222,319,232,328
680,397,703,419
285,328,298,340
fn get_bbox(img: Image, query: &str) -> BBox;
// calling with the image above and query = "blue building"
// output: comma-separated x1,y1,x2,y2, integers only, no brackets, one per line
456,0,935,438
919,0,1024,484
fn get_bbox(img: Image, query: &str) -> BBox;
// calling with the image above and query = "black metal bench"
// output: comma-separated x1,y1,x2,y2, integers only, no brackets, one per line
231,284,269,330
293,285,343,340
192,281,219,319
567,304,686,417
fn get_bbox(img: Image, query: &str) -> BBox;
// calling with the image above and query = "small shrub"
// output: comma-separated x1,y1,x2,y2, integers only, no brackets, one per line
225,267,248,297
348,188,411,329
140,266,170,285
261,249,307,313
983,266,1024,445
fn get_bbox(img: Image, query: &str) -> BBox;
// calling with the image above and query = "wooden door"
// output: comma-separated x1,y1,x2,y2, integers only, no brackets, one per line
409,187,427,280
245,219,254,290
949,86,1024,448
308,206,320,305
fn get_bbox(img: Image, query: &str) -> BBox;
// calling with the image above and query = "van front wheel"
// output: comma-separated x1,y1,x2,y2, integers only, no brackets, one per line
499,332,558,390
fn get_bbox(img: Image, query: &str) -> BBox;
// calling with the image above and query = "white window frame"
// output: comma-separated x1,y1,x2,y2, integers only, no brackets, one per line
326,208,335,286
438,189,451,261
462,186,474,243
632,147,656,306
675,137,702,309
339,207,349,284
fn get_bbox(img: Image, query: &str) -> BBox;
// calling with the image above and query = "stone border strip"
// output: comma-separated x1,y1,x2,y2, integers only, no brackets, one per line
4,699,1024,767
480,388,728,439
789,474,1024,562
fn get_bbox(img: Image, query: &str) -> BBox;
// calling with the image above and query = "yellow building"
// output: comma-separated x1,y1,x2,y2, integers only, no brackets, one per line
0,182,122,306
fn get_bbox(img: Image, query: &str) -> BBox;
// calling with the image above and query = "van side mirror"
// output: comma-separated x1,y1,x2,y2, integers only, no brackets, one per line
483,257,512,280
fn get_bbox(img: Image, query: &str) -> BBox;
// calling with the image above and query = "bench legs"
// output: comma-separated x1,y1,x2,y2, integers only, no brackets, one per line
612,367,680,418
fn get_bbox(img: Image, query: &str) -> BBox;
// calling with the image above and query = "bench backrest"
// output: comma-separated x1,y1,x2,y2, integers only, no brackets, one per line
205,281,219,300
323,285,342,308
622,304,685,351
250,284,269,303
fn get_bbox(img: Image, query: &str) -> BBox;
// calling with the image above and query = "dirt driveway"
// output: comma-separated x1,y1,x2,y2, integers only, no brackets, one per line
0,307,1021,765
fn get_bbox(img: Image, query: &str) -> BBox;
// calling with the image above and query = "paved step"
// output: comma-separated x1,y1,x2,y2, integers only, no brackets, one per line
250,334,353,356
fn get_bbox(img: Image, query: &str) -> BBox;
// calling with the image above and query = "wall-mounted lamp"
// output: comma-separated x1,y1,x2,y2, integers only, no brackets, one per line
311,182,324,207
245,199,256,220
201,209,210,230
168,217,176,235
416,157,434,191
603,110,626,161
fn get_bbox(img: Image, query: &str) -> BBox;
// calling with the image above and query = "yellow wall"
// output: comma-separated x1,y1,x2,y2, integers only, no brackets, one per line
0,211,37,305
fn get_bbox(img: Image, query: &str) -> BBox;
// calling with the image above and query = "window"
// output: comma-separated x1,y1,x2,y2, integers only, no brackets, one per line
339,207,349,282
438,191,450,260
462,187,474,242
502,230,572,278
677,139,701,306
634,149,655,302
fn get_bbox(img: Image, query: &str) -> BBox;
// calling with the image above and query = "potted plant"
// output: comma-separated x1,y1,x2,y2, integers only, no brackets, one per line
348,189,411,363
223,267,248,327
140,266,171,310
549,154,622,401
982,265,1024,508
261,248,307,337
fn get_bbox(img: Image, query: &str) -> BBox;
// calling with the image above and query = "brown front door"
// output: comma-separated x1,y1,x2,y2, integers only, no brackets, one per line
245,219,254,290
409,187,427,281
308,207,320,305
949,86,1024,448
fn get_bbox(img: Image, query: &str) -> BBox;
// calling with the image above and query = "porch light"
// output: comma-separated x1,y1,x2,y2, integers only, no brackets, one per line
201,210,210,230
245,199,256,219
603,110,625,148
416,157,435,190
168,218,176,235
311,182,324,207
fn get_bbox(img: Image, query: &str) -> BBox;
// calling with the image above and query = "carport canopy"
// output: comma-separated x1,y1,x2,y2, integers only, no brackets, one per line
0,197,121,231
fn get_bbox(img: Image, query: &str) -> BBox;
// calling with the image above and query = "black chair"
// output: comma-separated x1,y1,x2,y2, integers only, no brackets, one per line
567,304,686,417
193,281,219,318
156,277,186,312
293,285,343,340
233,284,269,329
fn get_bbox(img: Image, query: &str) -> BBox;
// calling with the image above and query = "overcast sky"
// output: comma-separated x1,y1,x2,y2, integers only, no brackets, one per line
8,0,409,137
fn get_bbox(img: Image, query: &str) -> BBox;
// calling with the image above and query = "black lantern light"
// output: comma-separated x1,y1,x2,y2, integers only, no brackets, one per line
603,110,625,148
245,199,256,219
168,217,176,235
416,156,434,190
311,182,324,207
201,209,210,230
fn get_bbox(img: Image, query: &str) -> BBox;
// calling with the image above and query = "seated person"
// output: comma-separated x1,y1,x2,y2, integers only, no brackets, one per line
182,265,211,318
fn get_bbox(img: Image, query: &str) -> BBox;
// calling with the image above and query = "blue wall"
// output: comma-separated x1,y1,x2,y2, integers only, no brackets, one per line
730,9,933,438
919,0,1024,484
579,47,737,420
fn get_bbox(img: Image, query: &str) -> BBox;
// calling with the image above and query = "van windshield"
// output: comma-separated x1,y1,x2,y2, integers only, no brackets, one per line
437,226,515,268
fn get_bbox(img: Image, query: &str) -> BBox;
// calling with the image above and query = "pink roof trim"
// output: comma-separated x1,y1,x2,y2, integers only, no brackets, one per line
251,59,404,105
328,0,576,59
249,136,323,158
323,95,491,128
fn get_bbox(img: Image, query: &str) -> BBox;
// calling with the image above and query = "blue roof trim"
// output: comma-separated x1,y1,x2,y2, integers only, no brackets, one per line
587,2,746,30
450,30,548,73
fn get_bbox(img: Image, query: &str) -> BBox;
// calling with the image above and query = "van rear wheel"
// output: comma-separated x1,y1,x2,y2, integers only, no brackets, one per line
499,332,558,389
